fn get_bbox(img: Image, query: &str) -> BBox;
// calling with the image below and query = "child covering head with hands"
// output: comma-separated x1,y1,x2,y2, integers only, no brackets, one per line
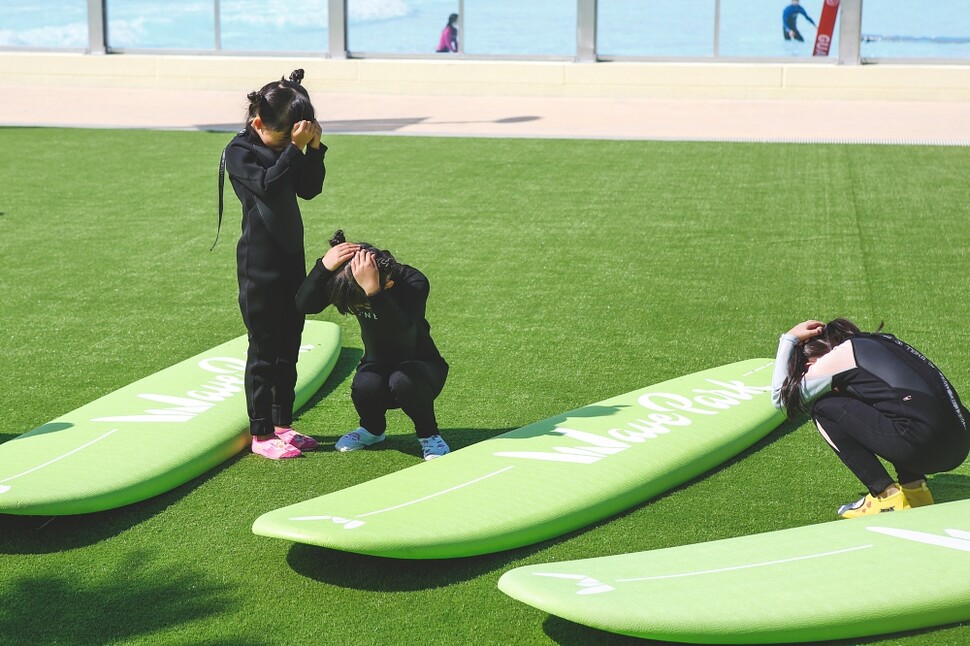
771,318,969,518
223,69,327,460
296,231,451,461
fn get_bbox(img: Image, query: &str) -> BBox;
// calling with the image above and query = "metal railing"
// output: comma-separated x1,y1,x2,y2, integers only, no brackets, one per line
44,0,939,66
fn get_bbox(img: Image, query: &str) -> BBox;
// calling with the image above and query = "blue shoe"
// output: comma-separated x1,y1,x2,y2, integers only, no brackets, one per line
419,434,450,461
335,427,385,452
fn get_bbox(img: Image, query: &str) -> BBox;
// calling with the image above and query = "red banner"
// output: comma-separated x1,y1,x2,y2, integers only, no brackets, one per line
813,0,840,56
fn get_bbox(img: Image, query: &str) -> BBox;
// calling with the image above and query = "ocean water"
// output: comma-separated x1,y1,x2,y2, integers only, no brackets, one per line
1,0,968,60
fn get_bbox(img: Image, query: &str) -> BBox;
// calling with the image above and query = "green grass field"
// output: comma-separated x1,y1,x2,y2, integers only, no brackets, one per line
1,127,969,645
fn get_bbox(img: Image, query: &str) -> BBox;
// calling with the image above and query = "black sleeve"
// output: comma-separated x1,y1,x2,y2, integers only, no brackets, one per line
295,258,335,314
296,144,327,200
225,140,307,201
367,267,429,328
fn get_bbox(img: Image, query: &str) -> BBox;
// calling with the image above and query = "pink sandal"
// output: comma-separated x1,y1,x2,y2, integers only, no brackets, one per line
275,427,319,451
252,436,302,460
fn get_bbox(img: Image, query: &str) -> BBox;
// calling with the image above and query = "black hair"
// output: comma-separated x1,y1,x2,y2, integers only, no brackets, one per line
779,317,866,417
245,69,315,133
327,230,401,315
447,13,458,26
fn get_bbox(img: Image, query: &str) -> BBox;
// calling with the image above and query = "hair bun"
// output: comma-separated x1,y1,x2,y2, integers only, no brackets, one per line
288,69,305,84
329,229,346,247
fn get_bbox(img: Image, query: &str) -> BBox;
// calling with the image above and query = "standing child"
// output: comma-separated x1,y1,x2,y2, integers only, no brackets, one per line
295,231,451,460
223,69,327,459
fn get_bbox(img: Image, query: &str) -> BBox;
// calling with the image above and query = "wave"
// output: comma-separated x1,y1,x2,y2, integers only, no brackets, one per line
349,0,411,22
0,24,86,48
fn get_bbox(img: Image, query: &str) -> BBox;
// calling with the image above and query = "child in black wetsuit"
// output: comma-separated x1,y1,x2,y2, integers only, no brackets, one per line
296,231,450,461
772,318,970,518
224,69,327,460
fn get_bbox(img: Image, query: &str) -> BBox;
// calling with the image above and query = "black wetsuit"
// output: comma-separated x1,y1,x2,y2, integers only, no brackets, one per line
225,128,327,436
296,261,448,437
774,332,970,495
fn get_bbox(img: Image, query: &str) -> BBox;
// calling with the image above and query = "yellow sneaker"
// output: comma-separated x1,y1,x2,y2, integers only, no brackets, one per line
838,489,911,519
901,482,935,508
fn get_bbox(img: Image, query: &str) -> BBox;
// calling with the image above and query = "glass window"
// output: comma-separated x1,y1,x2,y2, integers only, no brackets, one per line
106,0,215,50
462,0,576,57
719,0,838,59
861,0,970,60
0,0,87,49
597,0,714,58
221,0,328,52
348,0,457,54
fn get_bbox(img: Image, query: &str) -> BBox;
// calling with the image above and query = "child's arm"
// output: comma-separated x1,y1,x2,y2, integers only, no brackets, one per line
296,242,359,314
226,139,307,200
295,260,333,314
295,120,327,200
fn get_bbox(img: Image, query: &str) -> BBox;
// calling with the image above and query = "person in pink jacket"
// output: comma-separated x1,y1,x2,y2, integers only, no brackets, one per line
436,13,458,53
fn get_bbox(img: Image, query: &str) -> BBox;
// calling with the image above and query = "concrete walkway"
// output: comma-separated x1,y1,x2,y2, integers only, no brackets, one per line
3,84,970,144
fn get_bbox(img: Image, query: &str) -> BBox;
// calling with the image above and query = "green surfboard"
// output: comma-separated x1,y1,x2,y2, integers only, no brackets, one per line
252,358,785,558
0,321,341,516
498,499,970,643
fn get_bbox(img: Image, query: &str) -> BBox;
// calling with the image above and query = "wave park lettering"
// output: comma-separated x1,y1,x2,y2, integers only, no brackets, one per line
493,379,772,464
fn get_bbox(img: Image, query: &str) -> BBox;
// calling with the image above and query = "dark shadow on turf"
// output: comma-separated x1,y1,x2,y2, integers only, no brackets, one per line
543,615,970,645
0,452,246,555
287,540,530,593
0,551,259,646
927,473,970,503
198,118,428,134
295,346,362,416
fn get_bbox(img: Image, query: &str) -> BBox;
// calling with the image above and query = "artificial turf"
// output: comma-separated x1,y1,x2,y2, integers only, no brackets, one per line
1,127,969,645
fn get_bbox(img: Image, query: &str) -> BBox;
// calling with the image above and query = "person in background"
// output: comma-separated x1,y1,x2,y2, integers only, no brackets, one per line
296,231,451,461
437,13,459,53
771,318,970,518
783,0,815,42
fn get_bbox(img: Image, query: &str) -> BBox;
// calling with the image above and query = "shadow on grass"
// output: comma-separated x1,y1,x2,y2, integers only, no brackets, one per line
0,452,246,555
543,616,970,646
0,551,258,646
928,473,970,504
296,347,362,416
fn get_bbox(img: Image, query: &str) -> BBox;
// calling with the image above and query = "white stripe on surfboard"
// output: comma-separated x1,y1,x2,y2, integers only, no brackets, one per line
531,544,875,596
0,428,120,493
615,544,874,584
288,466,515,522
867,526,970,551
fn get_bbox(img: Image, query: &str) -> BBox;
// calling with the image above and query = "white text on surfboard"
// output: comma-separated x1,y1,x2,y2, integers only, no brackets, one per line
89,345,316,424
493,379,771,464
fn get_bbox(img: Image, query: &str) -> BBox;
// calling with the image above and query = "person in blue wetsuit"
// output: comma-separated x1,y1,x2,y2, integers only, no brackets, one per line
783,0,816,42
772,318,970,519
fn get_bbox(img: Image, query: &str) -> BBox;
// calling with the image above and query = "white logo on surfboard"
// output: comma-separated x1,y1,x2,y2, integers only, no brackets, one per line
494,377,772,464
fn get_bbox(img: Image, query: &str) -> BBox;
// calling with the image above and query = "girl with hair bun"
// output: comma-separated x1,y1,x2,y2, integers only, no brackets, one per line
296,231,451,461
222,69,327,460
771,318,970,518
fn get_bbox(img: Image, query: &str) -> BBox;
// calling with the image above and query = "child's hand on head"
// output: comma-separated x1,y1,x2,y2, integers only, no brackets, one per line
291,120,316,149
322,242,360,272
308,120,322,148
351,250,382,297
